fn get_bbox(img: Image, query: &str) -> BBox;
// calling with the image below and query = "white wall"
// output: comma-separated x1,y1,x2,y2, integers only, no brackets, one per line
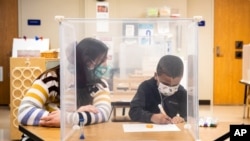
84,0,187,18
18,0,188,48
18,0,85,49
18,0,213,101
187,0,214,101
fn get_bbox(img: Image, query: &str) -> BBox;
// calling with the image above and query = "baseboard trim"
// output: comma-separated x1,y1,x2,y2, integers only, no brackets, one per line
199,100,210,105
0,104,9,106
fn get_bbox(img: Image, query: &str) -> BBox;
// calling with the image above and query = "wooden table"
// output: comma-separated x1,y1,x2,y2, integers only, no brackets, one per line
19,125,59,141
19,121,238,141
19,122,195,141
239,80,250,118
199,122,230,141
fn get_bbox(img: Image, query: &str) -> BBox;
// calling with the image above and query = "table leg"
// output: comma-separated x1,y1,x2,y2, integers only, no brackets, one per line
243,85,248,118
122,107,126,116
108,106,114,121
113,107,117,120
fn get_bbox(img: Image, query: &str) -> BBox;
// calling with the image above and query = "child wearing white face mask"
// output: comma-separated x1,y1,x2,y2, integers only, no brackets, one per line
129,55,187,124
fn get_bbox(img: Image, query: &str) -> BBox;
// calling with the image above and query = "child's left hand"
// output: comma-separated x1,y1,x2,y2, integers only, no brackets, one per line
77,104,99,114
171,115,185,124
40,110,61,127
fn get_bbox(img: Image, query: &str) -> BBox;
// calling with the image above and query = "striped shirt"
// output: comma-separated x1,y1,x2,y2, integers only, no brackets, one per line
18,70,111,126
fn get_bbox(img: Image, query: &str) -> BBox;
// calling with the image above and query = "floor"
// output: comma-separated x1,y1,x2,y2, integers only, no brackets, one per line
0,105,250,141
0,106,11,141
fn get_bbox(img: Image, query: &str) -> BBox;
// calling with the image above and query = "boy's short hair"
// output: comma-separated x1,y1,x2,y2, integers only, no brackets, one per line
156,55,184,78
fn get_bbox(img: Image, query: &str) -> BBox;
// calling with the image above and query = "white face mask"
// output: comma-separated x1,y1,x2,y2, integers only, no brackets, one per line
158,82,179,96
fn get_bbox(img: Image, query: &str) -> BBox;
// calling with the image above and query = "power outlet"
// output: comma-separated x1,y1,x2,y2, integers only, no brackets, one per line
235,41,243,49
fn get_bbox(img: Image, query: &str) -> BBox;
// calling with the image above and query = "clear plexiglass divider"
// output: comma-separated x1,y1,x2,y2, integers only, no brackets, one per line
59,18,199,141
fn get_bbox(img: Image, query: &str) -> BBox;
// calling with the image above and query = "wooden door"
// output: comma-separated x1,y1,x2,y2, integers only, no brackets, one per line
0,0,18,105
214,0,250,105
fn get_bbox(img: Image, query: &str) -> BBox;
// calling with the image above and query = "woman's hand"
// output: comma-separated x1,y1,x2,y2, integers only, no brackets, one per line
150,113,172,124
77,104,99,114
39,110,60,127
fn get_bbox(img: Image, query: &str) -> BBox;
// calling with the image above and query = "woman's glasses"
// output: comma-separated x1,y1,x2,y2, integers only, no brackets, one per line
87,56,107,70
88,58,97,66
87,58,98,70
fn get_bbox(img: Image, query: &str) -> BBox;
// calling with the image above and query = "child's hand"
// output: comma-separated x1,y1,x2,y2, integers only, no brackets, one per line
40,110,60,127
77,104,99,114
171,114,185,124
150,113,172,124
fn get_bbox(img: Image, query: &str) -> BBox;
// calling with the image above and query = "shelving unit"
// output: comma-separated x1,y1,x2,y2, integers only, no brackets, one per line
9,57,59,140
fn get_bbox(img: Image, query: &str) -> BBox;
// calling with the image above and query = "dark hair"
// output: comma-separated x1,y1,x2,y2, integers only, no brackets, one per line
76,37,108,87
36,65,60,96
75,38,108,107
37,65,60,80
156,55,184,78
76,38,108,65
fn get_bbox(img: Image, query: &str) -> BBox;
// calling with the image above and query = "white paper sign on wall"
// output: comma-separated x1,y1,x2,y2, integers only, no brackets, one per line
12,38,50,57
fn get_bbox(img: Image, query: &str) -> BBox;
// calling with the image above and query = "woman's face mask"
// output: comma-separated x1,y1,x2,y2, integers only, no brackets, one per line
158,82,179,96
94,65,110,78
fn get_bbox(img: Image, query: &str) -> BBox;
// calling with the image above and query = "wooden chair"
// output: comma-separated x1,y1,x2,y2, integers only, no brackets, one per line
110,75,150,121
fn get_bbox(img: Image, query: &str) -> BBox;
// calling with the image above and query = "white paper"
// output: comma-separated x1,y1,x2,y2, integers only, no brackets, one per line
157,22,170,34
12,38,50,57
123,123,180,132
96,2,109,18
125,24,135,37
96,2,109,32
96,21,109,32
138,23,154,45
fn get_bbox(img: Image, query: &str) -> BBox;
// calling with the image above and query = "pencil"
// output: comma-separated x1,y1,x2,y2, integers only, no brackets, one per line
158,104,167,116
158,104,172,123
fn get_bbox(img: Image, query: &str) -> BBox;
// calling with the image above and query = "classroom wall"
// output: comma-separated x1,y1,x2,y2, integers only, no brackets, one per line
18,0,188,48
187,0,214,102
83,0,187,18
18,0,213,101
18,0,85,49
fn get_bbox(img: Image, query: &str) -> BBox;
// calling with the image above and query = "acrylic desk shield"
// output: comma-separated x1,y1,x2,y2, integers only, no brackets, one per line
242,44,250,82
59,18,199,141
